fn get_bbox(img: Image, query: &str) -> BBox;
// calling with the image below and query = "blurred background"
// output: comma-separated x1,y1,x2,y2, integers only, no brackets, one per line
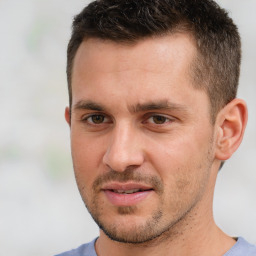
0,0,255,255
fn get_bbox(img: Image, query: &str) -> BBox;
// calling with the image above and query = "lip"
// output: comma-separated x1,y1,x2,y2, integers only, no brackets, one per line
102,182,153,191
102,182,154,206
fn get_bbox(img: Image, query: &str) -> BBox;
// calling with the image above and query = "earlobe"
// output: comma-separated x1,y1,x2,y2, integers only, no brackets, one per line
215,98,248,161
65,107,71,127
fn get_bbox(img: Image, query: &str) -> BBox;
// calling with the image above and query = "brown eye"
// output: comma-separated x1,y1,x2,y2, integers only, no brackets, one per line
152,115,168,124
89,115,105,124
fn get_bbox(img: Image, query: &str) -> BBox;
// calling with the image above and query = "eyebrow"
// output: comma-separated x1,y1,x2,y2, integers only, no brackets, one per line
73,99,189,115
73,100,105,112
129,100,189,114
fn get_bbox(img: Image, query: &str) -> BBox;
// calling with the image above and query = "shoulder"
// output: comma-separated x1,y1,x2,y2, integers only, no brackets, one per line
224,237,256,256
54,238,97,256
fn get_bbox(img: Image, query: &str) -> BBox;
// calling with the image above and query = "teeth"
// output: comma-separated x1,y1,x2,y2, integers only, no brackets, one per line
114,189,140,194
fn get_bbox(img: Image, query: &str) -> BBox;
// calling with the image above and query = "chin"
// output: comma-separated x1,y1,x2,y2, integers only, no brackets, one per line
92,207,172,244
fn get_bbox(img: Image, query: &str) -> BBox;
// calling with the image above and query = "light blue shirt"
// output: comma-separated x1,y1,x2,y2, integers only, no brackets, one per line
55,237,256,256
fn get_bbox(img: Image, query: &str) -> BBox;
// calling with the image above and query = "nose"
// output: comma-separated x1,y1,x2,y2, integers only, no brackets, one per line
102,123,144,172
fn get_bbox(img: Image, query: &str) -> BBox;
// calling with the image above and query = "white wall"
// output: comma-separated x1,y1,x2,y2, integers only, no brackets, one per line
0,1,255,255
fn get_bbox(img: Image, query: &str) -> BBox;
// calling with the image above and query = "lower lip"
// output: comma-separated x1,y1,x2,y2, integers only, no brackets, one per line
103,190,153,206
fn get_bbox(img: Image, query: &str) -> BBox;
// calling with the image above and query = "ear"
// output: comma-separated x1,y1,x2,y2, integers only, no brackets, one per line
65,107,71,127
215,98,248,161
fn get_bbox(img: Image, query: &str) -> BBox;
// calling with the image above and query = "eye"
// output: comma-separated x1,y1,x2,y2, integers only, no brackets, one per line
84,114,109,124
147,115,171,124
150,115,168,124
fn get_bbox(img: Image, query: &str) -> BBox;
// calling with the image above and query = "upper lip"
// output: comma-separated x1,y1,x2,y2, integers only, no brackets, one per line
101,182,153,191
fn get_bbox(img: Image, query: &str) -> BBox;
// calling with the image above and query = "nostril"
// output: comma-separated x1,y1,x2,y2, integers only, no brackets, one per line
103,151,144,173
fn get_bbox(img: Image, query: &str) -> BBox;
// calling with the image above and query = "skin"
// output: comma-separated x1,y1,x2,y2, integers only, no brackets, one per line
65,34,247,256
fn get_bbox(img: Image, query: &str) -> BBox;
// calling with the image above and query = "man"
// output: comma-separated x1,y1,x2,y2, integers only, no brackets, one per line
56,0,256,255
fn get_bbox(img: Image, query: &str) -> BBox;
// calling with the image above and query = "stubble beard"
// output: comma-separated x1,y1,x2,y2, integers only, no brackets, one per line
77,140,215,245
78,169,194,245
79,169,175,244
92,205,167,244
86,191,200,245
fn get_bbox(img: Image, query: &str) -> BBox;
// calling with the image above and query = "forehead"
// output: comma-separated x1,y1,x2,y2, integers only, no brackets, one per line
71,34,210,117
73,33,197,80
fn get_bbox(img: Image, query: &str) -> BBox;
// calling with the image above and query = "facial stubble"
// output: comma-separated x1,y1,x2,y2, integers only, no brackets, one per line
79,169,169,244
77,137,215,245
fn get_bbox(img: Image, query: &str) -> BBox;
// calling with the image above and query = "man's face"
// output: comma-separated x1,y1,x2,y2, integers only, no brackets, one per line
68,34,217,243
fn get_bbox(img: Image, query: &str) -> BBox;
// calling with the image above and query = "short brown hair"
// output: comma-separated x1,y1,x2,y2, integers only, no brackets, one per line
67,0,241,121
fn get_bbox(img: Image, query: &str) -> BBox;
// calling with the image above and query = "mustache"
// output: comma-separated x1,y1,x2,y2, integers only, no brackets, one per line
92,168,164,193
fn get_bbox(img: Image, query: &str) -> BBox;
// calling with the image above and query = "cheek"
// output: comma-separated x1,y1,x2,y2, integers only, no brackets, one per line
147,123,213,164
145,131,213,190
70,132,105,186
145,134,198,172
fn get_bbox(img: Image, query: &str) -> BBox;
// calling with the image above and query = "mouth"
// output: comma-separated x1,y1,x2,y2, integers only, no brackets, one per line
109,188,152,194
101,183,154,206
